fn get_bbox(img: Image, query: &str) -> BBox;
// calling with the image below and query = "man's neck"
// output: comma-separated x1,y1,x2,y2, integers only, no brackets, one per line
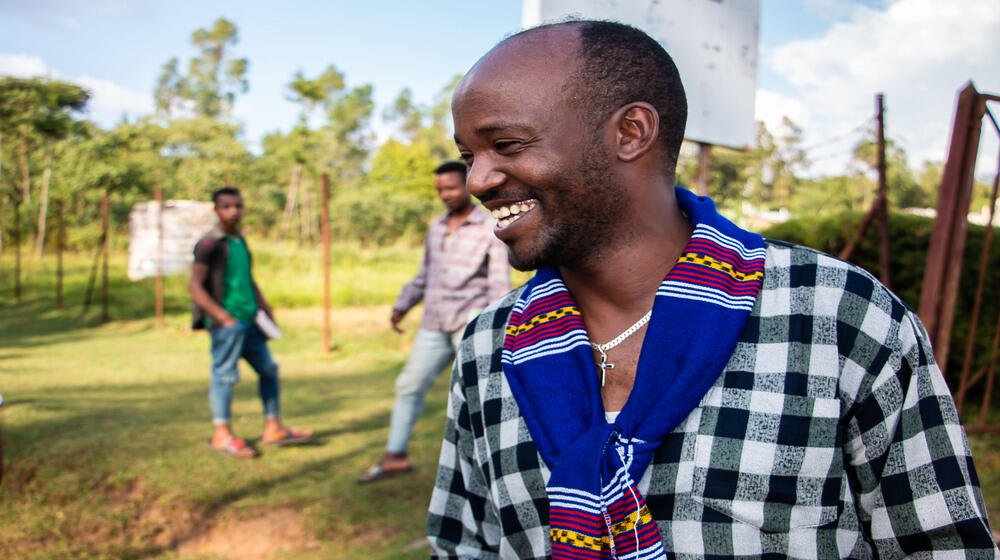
561,194,691,337
447,203,474,220
445,203,474,233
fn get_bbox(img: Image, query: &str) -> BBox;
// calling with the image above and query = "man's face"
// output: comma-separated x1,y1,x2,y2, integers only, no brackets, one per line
452,28,631,271
214,194,244,230
435,171,471,213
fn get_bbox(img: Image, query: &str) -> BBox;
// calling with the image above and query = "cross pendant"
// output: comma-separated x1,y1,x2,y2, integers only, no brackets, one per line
595,349,615,387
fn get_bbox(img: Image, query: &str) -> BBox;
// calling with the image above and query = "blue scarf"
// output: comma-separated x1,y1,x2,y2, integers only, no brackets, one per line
502,187,765,559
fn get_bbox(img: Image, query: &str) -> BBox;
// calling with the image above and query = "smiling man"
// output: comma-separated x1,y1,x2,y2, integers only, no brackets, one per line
426,20,995,559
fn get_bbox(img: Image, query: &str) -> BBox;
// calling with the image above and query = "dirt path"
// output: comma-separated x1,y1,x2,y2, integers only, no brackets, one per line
176,508,319,559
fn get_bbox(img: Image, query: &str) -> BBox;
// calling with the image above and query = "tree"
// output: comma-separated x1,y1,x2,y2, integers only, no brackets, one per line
0,78,88,256
674,118,808,215
33,82,90,255
383,75,462,160
368,139,438,197
159,117,254,199
155,18,248,119
755,117,807,208
336,138,437,245
276,66,348,240
287,66,345,123
849,135,924,210
383,88,423,140
676,141,753,210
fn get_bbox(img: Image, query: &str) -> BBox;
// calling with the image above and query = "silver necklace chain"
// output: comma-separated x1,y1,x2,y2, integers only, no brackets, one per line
589,310,652,387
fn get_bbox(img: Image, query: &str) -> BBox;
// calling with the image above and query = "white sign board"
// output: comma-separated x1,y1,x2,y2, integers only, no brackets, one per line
522,0,759,150
127,200,217,281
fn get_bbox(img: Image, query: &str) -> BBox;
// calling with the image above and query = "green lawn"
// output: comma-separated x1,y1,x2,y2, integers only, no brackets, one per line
0,242,466,559
1,242,998,558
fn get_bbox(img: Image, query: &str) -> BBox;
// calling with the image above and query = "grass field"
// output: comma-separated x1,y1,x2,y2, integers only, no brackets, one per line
1,241,999,558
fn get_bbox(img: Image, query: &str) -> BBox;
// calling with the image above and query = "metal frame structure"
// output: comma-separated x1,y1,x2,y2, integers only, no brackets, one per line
917,81,1000,432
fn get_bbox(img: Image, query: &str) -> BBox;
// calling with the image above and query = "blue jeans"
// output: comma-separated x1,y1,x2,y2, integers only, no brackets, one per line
208,321,280,425
386,328,463,453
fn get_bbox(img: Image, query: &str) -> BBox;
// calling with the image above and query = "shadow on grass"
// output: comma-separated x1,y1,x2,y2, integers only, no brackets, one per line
0,365,399,450
0,268,191,342
0,301,94,350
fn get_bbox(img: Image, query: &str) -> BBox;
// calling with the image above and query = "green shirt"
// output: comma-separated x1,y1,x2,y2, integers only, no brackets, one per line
221,235,258,322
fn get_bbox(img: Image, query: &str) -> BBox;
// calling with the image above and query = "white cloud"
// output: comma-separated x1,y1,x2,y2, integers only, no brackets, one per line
0,53,153,126
74,75,154,124
801,0,890,21
0,53,55,77
764,0,1000,176
755,89,811,135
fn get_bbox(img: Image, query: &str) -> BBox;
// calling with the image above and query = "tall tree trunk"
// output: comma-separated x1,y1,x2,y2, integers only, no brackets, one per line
14,199,21,302
278,162,302,240
34,141,53,257
0,131,4,254
307,176,317,242
18,123,31,204
299,175,312,243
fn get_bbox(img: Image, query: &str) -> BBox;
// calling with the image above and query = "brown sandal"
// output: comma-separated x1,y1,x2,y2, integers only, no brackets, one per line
207,437,258,458
356,463,413,483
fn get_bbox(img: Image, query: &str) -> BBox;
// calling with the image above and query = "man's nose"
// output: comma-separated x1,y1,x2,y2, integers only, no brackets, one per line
466,160,504,199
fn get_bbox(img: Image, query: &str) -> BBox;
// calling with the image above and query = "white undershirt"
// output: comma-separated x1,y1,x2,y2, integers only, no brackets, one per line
605,410,620,423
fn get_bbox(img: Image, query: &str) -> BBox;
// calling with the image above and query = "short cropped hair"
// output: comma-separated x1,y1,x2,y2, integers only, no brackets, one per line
212,186,241,204
510,20,688,168
434,161,467,181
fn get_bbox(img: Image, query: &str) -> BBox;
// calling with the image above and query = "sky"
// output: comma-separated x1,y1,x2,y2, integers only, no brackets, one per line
1,0,998,180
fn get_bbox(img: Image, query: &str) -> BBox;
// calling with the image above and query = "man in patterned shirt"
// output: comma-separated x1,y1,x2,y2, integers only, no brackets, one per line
426,20,996,558
358,161,511,483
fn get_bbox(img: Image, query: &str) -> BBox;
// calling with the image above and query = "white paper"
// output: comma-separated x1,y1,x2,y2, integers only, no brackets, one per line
254,309,282,339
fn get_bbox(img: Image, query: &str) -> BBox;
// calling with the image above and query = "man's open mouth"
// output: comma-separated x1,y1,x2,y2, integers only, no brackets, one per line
490,200,537,230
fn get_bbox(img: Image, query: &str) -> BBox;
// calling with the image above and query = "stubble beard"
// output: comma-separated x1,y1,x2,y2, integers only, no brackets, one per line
507,138,632,271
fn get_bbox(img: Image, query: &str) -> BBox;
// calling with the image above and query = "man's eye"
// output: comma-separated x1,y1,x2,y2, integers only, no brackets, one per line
494,141,520,152
459,152,473,164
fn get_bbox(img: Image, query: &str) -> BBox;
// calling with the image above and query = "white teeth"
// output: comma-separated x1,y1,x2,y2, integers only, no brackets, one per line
493,200,537,230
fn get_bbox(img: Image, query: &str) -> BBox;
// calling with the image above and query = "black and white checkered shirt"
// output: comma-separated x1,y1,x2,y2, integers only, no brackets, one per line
427,241,997,559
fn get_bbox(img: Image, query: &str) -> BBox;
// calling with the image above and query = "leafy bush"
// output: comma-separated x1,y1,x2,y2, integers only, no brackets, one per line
330,185,437,246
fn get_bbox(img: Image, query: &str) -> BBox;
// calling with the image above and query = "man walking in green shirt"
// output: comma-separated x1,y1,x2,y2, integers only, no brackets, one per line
189,187,311,458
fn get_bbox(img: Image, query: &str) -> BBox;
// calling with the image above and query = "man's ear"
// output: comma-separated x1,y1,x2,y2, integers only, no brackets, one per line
615,102,659,163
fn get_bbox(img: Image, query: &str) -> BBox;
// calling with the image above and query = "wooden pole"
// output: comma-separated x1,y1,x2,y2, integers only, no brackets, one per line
155,187,164,328
56,199,64,309
321,173,331,353
695,142,712,196
956,148,1000,414
840,93,893,270
918,82,985,371
875,93,892,289
101,191,110,323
